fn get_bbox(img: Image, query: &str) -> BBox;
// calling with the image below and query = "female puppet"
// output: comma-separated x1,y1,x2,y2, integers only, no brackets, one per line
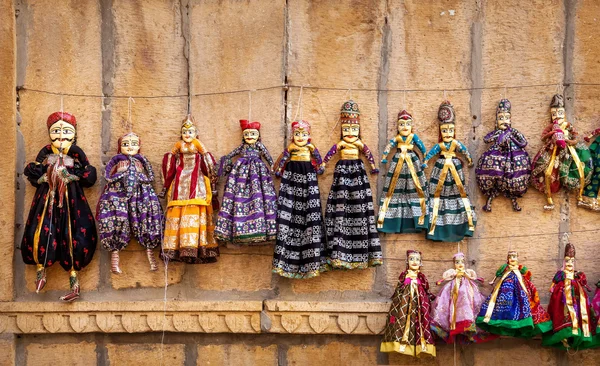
531,94,592,210
161,115,219,264
422,101,476,242
431,252,496,344
476,250,552,338
542,243,598,350
272,120,326,279
321,100,382,270
21,112,97,301
381,250,436,358
97,132,163,274
580,127,600,211
215,120,277,244
476,99,531,212
377,110,428,233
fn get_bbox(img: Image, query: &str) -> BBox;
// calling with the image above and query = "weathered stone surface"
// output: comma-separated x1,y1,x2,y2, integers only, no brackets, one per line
197,344,278,366
288,341,378,365
26,341,96,366
291,267,375,294
107,343,185,366
110,249,185,289
387,343,458,365
0,337,15,365
24,256,100,294
472,338,558,366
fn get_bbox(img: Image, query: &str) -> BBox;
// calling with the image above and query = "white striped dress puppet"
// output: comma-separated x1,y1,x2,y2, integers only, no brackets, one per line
422,101,476,242
97,132,163,274
377,110,428,233
321,100,382,270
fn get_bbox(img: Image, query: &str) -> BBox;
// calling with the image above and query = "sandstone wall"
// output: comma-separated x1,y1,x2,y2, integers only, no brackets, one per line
2,0,600,365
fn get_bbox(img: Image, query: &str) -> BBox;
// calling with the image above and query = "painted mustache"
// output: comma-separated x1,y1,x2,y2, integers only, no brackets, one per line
51,137,74,142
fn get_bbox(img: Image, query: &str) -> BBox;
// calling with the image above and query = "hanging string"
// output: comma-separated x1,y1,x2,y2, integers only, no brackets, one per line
127,97,135,132
60,95,64,114
292,86,304,121
402,89,407,110
443,89,447,101
248,90,253,121
328,88,353,137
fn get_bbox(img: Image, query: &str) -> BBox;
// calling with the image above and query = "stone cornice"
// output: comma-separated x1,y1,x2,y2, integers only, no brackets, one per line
0,300,392,335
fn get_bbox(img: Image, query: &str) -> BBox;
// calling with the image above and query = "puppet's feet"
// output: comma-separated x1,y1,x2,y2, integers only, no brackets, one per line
60,272,80,302
147,249,158,272
511,198,522,212
35,265,47,293
111,251,123,274
482,197,493,212
544,204,555,211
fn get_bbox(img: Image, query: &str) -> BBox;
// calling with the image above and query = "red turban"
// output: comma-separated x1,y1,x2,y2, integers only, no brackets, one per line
240,119,261,130
47,112,77,129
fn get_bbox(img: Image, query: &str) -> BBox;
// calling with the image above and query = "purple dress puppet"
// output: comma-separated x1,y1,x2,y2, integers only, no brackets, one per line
97,132,163,274
215,120,277,244
476,99,531,212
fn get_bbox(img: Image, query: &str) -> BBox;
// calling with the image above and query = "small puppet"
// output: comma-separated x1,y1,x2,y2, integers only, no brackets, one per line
321,100,382,270
476,250,552,338
215,120,277,244
475,99,531,212
161,115,219,264
272,120,326,279
21,112,97,301
542,243,598,350
579,125,600,211
377,110,428,233
422,101,476,242
381,250,436,358
97,132,163,274
531,94,592,210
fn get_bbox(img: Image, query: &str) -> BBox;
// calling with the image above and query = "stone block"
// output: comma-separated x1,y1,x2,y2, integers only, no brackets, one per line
472,338,558,366
25,255,100,294
106,343,185,366
26,341,96,366
291,266,375,294
0,337,15,366
387,342,459,365
287,341,378,366
110,249,186,289
573,0,600,83
197,344,277,366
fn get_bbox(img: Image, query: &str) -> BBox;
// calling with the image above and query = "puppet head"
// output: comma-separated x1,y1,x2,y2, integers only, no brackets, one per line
118,132,141,156
397,110,413,137
340,100,360,143
47,112,77,150
550,94,566,125
291,120,311,147
453,252,466,271
506,250,519,266
240,119,261,144
406,250,422,271
181,114,197,143
438,101,455,143
563,243,576,272
496,99,512,130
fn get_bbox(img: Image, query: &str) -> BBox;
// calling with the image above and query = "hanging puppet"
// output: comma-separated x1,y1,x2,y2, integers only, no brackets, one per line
476,250,552,338
476,99,531,212
531,94,592,210
97,132,163,274
21,112,97,301
422,101,476,242
579,126,600,210
593,280,600,322
381,250,436,358
430,252,497,344
321,100,382,269
161,115,219,263
215,120,277,244
542,243,598,350
377,110,428,233
272,120,326,279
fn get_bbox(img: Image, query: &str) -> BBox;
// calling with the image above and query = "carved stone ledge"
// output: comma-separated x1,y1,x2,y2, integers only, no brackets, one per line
262,300,391,335
0,301,262,334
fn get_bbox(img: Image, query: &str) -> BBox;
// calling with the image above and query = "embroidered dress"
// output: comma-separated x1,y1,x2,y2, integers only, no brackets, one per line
579,127,600,210
272,120,326,279
476,99,531,212
378,131,429,233
593,281,600,320
531,94,592,209
424,141,476,242
476,262,552,338
162,116,219,264
381,251,436,358
215,141,277,244
431,265,497,344
97,154,163,252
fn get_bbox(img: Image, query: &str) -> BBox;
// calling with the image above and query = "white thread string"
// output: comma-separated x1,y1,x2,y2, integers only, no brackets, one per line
248,90,252,121
328,88,353,137
127,97,135,132
60,95,64,114
443,89,447,100
403,89,407,110
293,86,304,121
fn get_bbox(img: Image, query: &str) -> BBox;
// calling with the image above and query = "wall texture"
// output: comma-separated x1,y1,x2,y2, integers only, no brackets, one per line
2,0,600,365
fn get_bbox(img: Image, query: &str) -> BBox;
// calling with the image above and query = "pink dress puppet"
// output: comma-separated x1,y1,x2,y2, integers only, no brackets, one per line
430,253,498,344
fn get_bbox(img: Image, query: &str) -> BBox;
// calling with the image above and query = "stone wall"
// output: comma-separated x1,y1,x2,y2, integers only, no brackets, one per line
2,0,600,365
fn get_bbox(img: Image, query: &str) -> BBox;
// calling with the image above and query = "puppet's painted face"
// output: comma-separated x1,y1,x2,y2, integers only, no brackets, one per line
49,121,76,150
398,119,413,137
507,252,519,266
454,257,465,271
243,129,260,145
407,253,421,271
440,123,455,142
181,126,196,143
293,128,310,147
564,256,575,272
496,112,511,130
342,123,360,143
551,107,565,125
120,134,140,156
